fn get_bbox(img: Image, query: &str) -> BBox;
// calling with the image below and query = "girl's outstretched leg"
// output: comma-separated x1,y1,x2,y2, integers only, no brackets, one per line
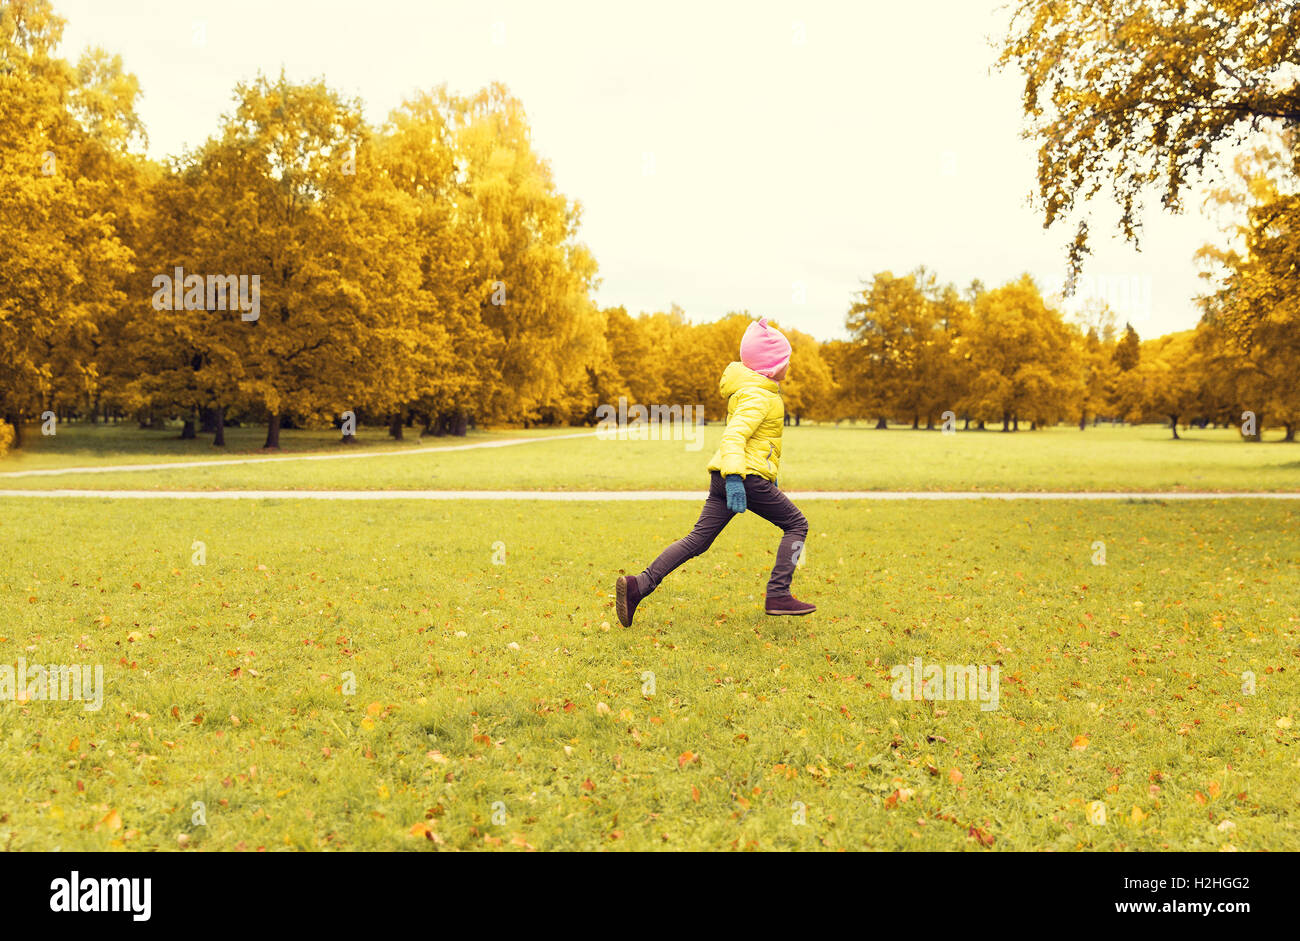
616,472,733,627
743,478,816,615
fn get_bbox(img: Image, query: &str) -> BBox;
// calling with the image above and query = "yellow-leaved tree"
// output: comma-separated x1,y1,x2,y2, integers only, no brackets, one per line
963,276,1083,430
0,0,138,446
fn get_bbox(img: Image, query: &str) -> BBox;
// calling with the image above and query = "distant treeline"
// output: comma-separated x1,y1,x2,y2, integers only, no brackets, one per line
2,1,1294,459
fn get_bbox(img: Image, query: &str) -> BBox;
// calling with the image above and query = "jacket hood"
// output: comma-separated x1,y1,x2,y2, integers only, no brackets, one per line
719,361,779,398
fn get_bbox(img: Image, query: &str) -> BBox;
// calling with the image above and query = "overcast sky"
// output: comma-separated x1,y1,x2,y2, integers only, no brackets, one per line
56,0,1232,341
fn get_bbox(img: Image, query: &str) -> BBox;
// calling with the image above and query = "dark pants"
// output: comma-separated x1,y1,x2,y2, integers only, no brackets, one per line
640,471,809,597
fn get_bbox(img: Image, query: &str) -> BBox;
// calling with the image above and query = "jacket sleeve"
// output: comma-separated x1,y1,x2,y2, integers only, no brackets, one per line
717,389,767,476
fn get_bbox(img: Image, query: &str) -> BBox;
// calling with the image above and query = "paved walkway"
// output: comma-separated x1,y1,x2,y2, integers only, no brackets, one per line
0,431,598,478
0,490,1295,501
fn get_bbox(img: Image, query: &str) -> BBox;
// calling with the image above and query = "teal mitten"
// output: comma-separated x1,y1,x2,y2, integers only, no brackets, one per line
724,474,747,513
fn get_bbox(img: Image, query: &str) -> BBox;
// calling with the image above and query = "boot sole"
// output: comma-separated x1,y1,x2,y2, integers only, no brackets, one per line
615,577,632,627
765,606,816,616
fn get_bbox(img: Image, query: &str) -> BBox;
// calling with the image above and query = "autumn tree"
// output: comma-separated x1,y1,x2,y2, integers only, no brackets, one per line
599,305,670,409
1112,322,1141,372
844,269,972,429
162,73,426,448
1114,331,1209,438
663,311,749,422
1074,325,1115,427
0,0,139,446
1198,142,1300,440
963,275,1083,430
999,0,1300,280
371,91,490,437
119,159,246,444
819,339,867,422
452,84,603,426
779,326,835,424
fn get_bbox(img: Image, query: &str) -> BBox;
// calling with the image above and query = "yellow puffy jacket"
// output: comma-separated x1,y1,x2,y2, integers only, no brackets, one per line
707,361,784,482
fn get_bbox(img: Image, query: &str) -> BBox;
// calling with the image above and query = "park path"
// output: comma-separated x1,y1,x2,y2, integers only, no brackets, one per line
1,489,1296,500
0,430,599,478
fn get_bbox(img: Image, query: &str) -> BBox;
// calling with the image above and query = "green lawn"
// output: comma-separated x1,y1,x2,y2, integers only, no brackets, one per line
2,421,1298,492
1,496,1294,850
0,422,576,471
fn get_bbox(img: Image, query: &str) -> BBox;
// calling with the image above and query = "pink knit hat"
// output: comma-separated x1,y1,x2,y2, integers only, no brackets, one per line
739,318,792,379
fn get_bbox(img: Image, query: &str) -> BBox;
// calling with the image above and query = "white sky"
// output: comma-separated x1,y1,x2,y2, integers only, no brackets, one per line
56,0,1235,341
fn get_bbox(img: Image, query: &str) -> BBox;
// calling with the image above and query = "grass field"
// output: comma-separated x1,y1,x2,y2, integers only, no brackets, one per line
0,423,577,470
3,421,1299,492
1,494,1296,851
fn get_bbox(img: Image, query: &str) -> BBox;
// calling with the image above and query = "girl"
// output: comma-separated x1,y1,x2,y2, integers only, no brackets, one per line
616,318,815,626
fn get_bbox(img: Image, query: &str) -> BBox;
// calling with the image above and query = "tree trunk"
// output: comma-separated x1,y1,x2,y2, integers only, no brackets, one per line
1285,423,1296,442
1169,415,1180,440
453,410,468,437
1246,412,1263,442
213,409,226,447
1079,411,1087,430
875,417,887,429
180,417,196,439
389,411,404,440
1002,411,1011,432
263,413,281,449
5,413,23,448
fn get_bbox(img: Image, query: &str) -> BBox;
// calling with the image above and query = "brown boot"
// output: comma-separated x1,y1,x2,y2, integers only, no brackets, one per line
765,594,816,616
616,575,646,627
